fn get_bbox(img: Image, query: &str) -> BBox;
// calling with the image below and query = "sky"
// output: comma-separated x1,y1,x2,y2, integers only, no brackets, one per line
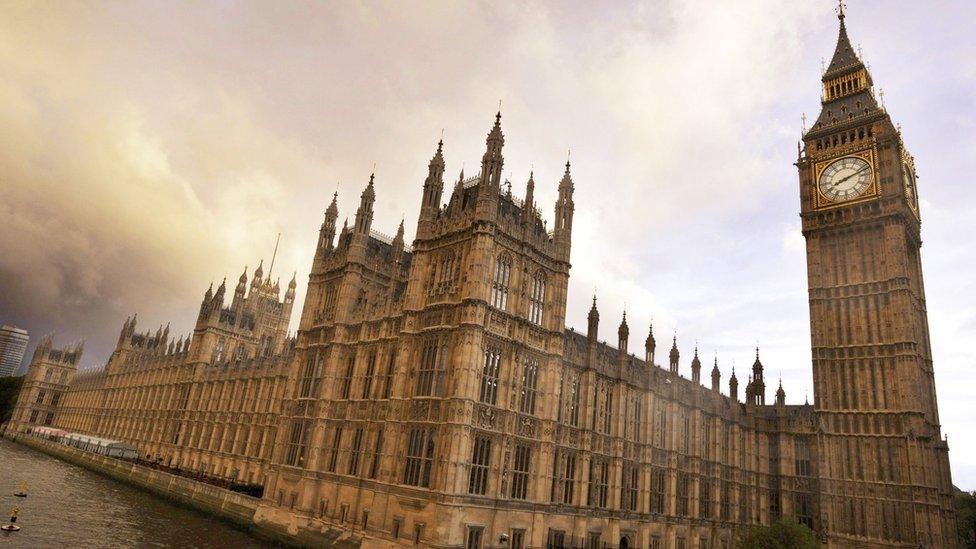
0,1,974,488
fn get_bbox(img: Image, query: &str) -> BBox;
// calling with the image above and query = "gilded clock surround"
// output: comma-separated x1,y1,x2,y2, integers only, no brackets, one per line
812,148,877,209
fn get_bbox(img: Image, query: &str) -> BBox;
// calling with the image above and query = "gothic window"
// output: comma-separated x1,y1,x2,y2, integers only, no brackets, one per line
795,493,814,529
528,271,546,325
631,396,642,443
362,351,377,399
551,451,576,504
382,349,396,399
348,428,364,475
700,478,712,519
568,374,581,427
297,353,320,399
213,337,225,363
235,345,246,361
518,359,539,415
284,420,310,467
468,435,491,495
511,444,531,500
327,426,342,472
44,368,52,381
368,429,384,479
415,337,447,397
651,468,666,514
620,462,638,511
490,254,511,310
721,481,731,521
588,460,609,508
340,354,355,399
601,390,613,434
404,428,436,487
479,348,501,405
676,472,690,516
795,438,812,476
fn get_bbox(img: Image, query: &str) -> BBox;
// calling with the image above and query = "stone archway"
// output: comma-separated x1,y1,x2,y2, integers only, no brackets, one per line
619,536,630,549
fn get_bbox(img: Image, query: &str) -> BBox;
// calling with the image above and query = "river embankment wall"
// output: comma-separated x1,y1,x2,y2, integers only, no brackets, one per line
4,434,367,547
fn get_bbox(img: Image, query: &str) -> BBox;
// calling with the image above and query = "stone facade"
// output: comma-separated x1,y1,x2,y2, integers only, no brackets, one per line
6,9,955,549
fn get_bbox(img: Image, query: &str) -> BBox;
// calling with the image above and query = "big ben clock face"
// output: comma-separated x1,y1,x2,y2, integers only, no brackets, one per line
902,163,918,210
818,157,873,202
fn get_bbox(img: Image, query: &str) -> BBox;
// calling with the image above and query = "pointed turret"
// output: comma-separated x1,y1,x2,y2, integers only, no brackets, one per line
587,295,600,343
476,111,505,218
318,192,340,256
554,159,575,249
252,261,264,289
711,356,720,392
392,219,405,263
691,346,701,384
355,173,376,234
750,347,766,405
776,378,786,407
617,311,629,357
669,335,679,374
234,266,248,307
730,365,739,402
523,171,536,223
420,139,446,224
645,323,656,366
286,272,297,300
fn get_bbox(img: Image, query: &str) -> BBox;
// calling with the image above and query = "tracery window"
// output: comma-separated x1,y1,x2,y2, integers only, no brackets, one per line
490,254,511,310
795,437,812,476
518,359,539,415
362,351,377,399
677,472,690,516
213,337,225,363
327,426,342,472
403,428,436,487
479,348,501,405
368,429,384,479
550,451,576,505
348,427,364,475
700,478,712,519
511,444,531,500
528,271,546,325
297,353,320,398
568,374,580,427
621,462,638,511
382,350,396,399
340,354,355,399
588,460,609,508
468,435,491,495
415,337,447,397
651,468,666,514
284,420,310,467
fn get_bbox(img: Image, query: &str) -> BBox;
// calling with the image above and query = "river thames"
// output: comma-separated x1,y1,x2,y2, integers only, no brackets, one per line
0,438,278,548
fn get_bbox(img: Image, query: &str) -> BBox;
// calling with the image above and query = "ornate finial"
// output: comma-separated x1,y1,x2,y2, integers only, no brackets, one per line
496,100,502,124
896,123,902,134
836,0,846,20
801,113,807,133
820,57,826,75
565,149,571,172
857,43,863,60
879,88,885,110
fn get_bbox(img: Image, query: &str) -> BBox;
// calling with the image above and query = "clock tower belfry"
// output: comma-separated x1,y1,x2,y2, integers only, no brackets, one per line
797,6,955,547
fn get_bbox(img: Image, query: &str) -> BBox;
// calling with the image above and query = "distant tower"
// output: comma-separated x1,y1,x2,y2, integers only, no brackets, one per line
8,336,83,432
0,325,29,377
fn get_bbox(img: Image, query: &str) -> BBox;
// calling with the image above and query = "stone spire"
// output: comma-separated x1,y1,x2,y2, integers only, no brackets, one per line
776,377,786,407
523,170,535,223
730,364,739,402
420,138,446,222
691,345,701,384
617,310,629,357
355,173,376,234
554,158,575,248
587,295,600,343
480,111,504,189
645,322,656,365
711,356,721,392
669,335,679,374
318,191,339,255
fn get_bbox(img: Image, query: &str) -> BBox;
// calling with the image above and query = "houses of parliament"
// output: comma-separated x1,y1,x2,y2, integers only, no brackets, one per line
6,8,956,549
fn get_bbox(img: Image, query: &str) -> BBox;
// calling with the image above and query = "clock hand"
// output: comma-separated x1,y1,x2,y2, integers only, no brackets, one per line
829,167,869,189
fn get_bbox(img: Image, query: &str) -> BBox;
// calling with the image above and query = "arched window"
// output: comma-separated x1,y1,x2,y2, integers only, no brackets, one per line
490,254,511,310
213,337,225,363
528,271,546,325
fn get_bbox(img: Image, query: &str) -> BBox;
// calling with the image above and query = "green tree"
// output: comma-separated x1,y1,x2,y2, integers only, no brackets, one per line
957,488,976,548
734,518,819,549
0,376,24,424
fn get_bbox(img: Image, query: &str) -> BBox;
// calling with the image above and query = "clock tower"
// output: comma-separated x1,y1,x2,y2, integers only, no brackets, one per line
797,6,955,547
